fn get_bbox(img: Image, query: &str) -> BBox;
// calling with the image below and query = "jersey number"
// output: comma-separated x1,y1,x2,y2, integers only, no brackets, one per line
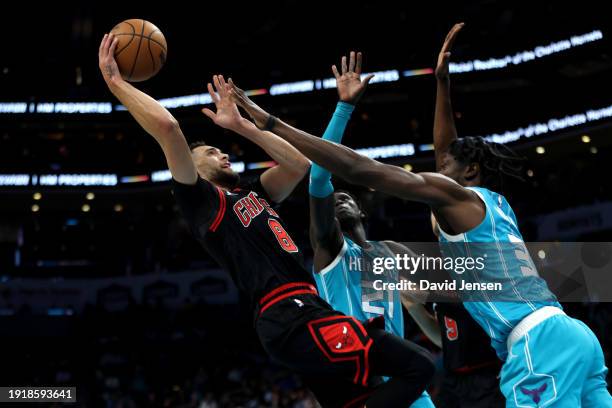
444,317,459,341
268,218,298,253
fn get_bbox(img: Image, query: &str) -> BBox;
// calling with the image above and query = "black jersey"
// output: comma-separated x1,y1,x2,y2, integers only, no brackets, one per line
433,302,500,373
172,176,315,310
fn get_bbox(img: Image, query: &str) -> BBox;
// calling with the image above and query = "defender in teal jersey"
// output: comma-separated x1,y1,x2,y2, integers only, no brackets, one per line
308,51,435,408
228,24,612,408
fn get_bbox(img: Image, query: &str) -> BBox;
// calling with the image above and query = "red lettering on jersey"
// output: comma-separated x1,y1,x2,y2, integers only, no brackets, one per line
444,316,459,341
248,192,264,212
243,195,261,217
233,201,252,227
259,198,279,218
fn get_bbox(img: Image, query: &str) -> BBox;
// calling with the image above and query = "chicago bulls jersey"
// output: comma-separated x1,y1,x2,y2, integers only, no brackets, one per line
172,176,315,311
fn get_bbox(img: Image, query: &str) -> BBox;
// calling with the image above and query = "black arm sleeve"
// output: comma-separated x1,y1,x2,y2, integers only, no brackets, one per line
171,177,221,234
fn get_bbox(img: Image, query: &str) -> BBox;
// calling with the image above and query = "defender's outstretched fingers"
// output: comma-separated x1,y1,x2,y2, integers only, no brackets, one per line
332,65,340,79
442,22,464,53
207,83,220,103
217,75,228,96
213,75,223,94
348,51,356,73
355,52,363,74
341,55,348,74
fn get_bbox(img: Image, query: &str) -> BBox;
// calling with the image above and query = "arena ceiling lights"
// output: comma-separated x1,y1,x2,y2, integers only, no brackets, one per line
0,29,603,115
2,99,612,189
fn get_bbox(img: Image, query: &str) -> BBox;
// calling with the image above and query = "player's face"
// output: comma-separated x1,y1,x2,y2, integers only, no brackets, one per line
191,145,240,187
438,153,478,187
334,192,363,224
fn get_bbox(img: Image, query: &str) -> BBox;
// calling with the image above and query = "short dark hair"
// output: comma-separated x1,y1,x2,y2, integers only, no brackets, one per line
188,141,207,151
448,136,525,191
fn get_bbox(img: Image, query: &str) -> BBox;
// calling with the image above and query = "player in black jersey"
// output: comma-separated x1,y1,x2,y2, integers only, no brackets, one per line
404,299,504,407
99,33,434,407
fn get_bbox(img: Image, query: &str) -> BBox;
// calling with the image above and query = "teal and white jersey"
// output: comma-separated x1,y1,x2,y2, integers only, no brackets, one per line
438,186,561,360
313,236,404,338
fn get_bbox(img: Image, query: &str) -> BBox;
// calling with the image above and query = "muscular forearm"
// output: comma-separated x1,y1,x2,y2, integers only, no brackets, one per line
240,124,310,175
106,78,179,144
433,77,458,170
271,118,377,185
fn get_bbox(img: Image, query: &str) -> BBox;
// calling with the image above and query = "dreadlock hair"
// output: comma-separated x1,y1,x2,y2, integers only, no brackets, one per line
188,141,207,151
448,136,525,192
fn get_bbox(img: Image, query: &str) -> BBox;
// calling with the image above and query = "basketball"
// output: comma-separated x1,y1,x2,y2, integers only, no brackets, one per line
110,19,167,82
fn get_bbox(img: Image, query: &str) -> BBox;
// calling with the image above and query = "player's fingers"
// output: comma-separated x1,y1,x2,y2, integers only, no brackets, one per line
349,51,356,72
99,34,108,55
445,23,464,51
218,75,227,96
355,52,363,74
201,108,216,120
212,75,223,94
341,55,347,74
228,78,244,97
109,37,119,56
331,65,340,79
207,83,220,103
107,33,115,51
362,73,375,85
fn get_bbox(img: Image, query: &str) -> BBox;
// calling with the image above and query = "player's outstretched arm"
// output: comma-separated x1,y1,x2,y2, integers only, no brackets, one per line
202,75,310,203
310,52,374,271
433,23,464,171
228,77,484,230
98,33,197,185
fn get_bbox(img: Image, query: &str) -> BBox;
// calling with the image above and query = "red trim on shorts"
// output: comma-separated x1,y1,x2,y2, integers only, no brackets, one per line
259,282,318,305
342,390,373,408
258,288,317,315
209,188,227,232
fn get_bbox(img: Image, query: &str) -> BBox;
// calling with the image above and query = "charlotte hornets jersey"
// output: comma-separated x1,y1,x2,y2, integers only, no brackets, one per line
437,186,561,360
313,236,404,338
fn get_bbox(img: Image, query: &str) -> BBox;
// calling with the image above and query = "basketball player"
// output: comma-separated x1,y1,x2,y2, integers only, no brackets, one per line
308,52,435,408
227,31,612,406
99,33,434,408
404,300,503,407
394,26,505,407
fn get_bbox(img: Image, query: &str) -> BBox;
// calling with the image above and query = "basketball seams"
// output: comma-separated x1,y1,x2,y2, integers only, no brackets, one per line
113,21,136,57
111,19,167,82
111,33,167,53
147,34,157,75
127,20,147,81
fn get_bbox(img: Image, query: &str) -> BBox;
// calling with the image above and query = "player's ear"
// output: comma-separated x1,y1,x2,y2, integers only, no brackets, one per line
464,162,480,181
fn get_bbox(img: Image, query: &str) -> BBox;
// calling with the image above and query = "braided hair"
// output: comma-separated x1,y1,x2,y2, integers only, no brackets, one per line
448,136,525,191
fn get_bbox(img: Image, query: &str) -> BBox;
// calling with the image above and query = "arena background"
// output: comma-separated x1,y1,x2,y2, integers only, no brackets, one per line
1,1,611,406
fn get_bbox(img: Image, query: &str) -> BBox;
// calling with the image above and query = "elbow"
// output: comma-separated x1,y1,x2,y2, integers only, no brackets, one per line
159,117,180,137
294,157,311,177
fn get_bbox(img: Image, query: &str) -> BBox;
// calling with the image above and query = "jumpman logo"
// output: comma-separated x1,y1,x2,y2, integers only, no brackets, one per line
520,383,547,404
335,325,354,349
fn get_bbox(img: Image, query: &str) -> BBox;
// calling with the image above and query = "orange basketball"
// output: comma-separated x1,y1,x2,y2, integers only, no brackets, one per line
110,19,167,82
